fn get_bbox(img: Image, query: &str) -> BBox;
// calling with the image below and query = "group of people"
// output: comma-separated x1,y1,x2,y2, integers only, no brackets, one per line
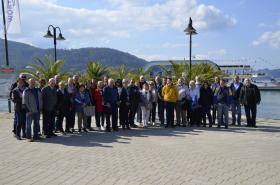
10,73,261,142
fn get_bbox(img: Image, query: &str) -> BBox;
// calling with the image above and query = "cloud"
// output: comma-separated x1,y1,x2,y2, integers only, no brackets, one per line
252,30,280,48
6,0,236,49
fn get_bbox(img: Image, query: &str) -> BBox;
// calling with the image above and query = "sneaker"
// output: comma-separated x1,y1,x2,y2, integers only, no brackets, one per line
152,122,155,126
16,136,21,140
28,138,34,142
83,128,88,132
78,129,82,133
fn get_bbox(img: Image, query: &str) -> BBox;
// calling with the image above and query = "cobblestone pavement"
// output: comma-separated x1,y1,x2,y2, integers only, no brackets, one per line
0,113,280,185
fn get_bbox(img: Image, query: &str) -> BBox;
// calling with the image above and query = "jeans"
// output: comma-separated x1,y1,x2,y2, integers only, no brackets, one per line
244,104,257,127
15,110,26,137
95,111,104,127
217,103,229,127
165,102,175,127
232,100,241,125
26,112,40,139
202,106,212,127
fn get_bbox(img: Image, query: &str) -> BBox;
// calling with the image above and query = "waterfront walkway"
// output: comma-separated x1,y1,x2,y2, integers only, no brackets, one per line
0,113,279,185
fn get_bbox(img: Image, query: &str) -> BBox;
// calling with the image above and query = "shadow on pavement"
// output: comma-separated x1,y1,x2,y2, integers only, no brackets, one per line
36,123,280,147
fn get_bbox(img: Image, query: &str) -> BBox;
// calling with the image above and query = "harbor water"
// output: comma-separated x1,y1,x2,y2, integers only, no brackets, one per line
0,91,279,120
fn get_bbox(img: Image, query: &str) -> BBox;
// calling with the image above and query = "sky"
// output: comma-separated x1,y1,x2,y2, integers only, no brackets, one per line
3,0,280,69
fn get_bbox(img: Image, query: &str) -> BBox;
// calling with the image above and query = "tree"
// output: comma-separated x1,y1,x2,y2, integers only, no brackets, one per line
160,60,224,82
86,61,109,80
110,64,128,79
21,56,66,81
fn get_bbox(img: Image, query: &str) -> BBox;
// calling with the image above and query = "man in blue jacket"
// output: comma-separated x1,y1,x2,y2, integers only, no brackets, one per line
213,79,232,129
103,78,120,132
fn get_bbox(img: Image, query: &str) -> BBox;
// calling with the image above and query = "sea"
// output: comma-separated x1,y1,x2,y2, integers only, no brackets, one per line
0,91,279,120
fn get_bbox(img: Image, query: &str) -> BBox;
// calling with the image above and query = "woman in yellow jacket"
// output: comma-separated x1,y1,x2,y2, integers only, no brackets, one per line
162,78,179,128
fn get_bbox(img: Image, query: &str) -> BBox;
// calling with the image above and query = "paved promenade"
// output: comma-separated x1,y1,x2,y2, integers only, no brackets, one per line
0,113,279,185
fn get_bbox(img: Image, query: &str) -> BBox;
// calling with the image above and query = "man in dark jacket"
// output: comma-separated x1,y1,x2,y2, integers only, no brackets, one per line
155,76,165,126
42,78,58,137
103,78,120,132
12,79,26,140
10,74,28,136
56,81,70,134
230,75,243,126
199,82,213,127
127,78,141,128
239,78,261,127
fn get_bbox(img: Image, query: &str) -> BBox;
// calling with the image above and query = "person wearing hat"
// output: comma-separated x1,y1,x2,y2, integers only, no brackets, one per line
10,74,29,136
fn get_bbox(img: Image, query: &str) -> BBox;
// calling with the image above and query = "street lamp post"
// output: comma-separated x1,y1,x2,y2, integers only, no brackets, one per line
184,17,197,79
44,25,66,61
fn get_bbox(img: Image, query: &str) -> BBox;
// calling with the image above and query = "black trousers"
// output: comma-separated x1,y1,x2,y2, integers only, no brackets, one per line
43,110,56,136
106,105,118,130
165,102,175,127
190,107,202,126
66,108,75,130
129,102,139,126
244,104,257,127
157,100,165,124
15,110,26,137
202,106,213,126
150,102,157,123
119,103,129,127
57,111,68,131
87,116,92,128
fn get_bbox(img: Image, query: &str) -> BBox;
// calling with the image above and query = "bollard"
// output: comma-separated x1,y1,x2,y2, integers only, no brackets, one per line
8,98,11,113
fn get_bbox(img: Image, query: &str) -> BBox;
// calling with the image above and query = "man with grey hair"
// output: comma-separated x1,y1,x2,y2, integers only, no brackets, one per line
103,78,119,132
176,77,189,127
23,78,43,142
239,78,261,127
42,78,58,137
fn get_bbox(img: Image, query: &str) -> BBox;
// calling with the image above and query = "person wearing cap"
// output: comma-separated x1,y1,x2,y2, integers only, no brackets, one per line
11,79,27,140
10,74,29,136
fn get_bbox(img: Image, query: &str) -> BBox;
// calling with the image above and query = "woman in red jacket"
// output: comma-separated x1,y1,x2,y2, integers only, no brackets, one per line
93,81,105,130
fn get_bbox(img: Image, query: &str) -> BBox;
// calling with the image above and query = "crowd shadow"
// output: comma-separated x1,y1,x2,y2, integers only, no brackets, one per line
36,122,280,148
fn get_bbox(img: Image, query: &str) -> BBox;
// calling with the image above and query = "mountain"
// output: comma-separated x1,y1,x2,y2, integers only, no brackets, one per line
0,39,147,72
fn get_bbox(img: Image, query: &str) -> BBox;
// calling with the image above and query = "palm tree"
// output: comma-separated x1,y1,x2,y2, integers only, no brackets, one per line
21,56,66,81
160,60,223,82
110,64,128,79
86,61,109,80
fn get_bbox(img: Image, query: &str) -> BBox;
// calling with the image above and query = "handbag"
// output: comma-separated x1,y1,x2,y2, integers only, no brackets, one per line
83,105,95,116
